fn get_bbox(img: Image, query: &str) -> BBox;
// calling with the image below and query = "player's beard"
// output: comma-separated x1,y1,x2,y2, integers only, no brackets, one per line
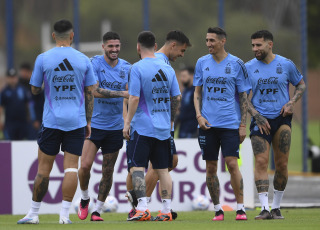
255,50,267,61
105,51,118,61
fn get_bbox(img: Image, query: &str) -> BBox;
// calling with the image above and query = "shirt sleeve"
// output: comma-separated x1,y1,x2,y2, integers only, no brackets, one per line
170,73,181,97
30,54,44,87
235,59,251,93
85,58,98,87
90,57,100,82
128,65,141,97
287,59,303,86
193,59,203,86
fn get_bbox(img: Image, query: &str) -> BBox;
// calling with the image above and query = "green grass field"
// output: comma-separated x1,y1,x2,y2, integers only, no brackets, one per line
1,209,319,230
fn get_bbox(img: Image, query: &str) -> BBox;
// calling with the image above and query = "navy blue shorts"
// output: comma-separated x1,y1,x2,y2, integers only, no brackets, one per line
37,125,85,156
127,131,172,170
198,128,240,161
170,131,177,155
250,115,292,144
89,128,123,154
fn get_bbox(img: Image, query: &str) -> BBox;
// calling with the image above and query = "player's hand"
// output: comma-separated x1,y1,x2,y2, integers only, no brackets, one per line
85,123,91,138
123,123,130,141
254,114,271,135
197,116,212,130
280,101,294,117
239,126,246,144
123,91,129,99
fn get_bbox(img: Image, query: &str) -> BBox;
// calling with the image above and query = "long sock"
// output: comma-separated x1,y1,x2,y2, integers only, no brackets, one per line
271,189,284,210
81,189,90,200
258,192,269,211
161,199,171,214
26,200,41,218
60,200,72,219
94,200,104,214
136,197,148,211
237,203,245,212
214,204,223,212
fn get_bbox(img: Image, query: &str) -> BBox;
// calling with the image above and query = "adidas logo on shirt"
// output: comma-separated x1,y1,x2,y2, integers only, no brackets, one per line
152,69,168,82
54,59,74,71
254,69,259,73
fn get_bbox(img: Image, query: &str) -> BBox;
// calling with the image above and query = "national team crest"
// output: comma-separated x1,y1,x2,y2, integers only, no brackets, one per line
120,69,125,79
225,63,231,74
276,63,283,74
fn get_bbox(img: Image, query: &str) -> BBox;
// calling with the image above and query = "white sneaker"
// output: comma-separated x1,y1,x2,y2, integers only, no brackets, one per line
59,216,72,224
17,216,39,224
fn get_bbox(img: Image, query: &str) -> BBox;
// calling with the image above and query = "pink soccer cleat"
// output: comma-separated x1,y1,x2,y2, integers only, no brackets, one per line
78,198,90,220
236,210,247,220
212,210,224,221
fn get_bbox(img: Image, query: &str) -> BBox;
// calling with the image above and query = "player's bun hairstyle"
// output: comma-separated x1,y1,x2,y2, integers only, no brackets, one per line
53,20,73,34
137,31,155,48
103,31,121,43
207,27,227,39
251,30,273,42
166,30,192,47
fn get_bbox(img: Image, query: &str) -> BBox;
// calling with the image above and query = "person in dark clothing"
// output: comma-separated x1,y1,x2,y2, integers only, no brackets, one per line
177,66,198,138
0,68,31,140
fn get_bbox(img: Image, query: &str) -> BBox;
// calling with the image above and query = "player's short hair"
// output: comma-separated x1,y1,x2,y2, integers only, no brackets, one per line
180,66,194,75
53,19,73,34
207,27,227,39
103,31,121,43
251,30,273,41
166,30,192,47
19,62,32,71
137,31,155,49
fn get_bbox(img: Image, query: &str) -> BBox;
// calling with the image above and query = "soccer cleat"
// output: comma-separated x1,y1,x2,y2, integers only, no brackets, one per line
125,190,138,210
236,210,247,220
59,216,72,224
255,209,272,220
91,211,104,221
212,210,224,221
17,216,39,224
151,211,172,221
127,209,136,220
127,209,151,221
78,198,90,220
271,208,284,219
171,209,178,220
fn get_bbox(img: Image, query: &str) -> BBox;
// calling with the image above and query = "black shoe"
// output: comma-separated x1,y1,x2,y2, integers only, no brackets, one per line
271,208,284,219
126,190,138,209
171,209,178,220
255,209,272,220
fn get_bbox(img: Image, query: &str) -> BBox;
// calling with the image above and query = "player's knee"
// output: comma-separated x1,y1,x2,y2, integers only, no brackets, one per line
206,162,217,175
275,160,288,172
80,161,92,172
255,156,268,170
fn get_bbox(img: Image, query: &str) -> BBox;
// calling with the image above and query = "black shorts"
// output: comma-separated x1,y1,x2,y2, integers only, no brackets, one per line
89,128,123,154
198,128,240,161
127,131,172,170
37,125,85,156
170,131,177,155
250,114,292,144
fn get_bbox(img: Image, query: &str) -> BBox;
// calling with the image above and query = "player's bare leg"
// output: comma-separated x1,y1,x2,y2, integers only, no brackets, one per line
77,139,98,220
270,125,291,219
91,150,119,221
251,135,272,219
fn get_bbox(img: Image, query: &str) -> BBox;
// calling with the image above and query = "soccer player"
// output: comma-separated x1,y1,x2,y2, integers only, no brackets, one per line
17,19,96,224
77,32,131,221
193,27,250,221
123,31,181,221
125,30,191,219
245,30,306,220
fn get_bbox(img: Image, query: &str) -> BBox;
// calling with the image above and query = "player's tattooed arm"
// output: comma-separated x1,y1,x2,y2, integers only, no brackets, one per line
239,92,248,143
95,87,129,99
247,98,271,135
194,86,211,130
84,85,94,123
31,86,42,95
281,79,306,117
171,95,181,122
